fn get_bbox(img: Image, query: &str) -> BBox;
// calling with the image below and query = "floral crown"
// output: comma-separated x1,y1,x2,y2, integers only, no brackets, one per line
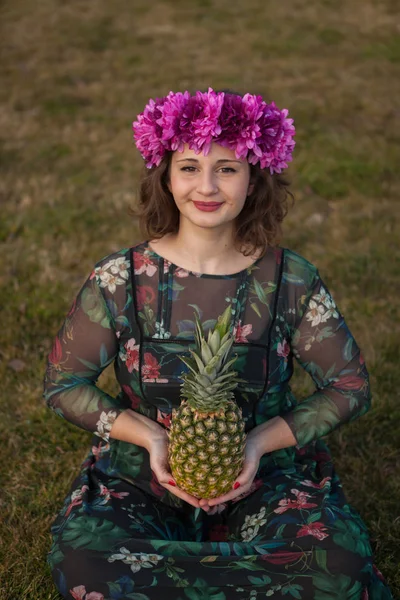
132,87,296,174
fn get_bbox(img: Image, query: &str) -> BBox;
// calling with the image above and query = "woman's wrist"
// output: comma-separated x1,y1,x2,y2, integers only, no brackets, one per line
248,416,298,456
109,409,167,452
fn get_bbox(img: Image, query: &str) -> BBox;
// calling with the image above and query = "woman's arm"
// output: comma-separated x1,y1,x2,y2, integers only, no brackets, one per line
280,271,372,447
43,267,127,440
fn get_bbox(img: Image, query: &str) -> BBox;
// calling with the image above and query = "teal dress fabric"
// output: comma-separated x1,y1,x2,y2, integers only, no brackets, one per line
43,241,392,599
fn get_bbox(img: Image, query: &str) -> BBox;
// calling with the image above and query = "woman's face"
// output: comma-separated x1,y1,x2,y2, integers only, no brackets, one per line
168,143,253,232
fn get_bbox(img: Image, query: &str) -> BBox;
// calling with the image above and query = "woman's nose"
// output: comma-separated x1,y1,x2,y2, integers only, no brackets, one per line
197,171,219,196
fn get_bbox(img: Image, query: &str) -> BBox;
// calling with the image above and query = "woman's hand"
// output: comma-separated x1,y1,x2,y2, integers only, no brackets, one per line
147,429,204,509
200,430,263,509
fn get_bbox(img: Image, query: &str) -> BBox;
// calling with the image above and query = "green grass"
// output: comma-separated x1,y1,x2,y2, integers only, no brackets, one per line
1,0,399,597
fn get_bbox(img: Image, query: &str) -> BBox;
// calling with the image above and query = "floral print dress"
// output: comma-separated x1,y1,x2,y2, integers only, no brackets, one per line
43,241,392,600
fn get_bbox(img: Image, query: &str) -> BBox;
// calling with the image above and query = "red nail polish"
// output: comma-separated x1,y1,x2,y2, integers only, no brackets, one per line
233,482,241,490
168,480,176,487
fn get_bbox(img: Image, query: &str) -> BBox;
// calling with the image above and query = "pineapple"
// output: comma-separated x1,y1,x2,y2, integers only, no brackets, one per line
168,306,247,499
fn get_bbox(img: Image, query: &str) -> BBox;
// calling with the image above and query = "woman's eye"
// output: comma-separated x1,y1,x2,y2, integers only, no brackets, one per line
181,166,197,172
219,167,236,173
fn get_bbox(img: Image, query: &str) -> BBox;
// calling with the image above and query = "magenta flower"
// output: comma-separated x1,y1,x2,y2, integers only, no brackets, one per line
132,88,296,173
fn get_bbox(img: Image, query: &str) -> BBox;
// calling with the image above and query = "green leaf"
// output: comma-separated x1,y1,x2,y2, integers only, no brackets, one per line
253,278,267,304
315,547,328,573
248,574,272,585
188,304,201,318
81,287,110,328
200,555,218,563
308,511,322,523
62,516,127,550
284,273,308,285
66,386,100,415
48,545,64,568
250,302,262,318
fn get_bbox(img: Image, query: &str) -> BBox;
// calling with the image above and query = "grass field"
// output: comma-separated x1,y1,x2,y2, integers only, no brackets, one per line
0,0,399,598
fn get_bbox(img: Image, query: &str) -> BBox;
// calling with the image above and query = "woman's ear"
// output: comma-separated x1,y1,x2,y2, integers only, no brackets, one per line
247,181,255,196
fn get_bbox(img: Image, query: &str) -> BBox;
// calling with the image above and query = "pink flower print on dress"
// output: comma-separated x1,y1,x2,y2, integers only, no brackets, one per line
70,588,104,600
157,408,172,429
122,384,141,409
296,521,329,541
332,375,364,391
70,586,87,600
65,485,89,517
122,338,140,373
162,260,190,277
301,476,331,490
92,441,110,462
142,352,168,382
48,337,64,370
136,285,155,311
99,484,129,502
277,339,290,358
134,250,157,277
233,320,253,343
274,489,318,514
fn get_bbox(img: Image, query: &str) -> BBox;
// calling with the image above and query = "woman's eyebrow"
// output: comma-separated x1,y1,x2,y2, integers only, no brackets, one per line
176,158,243,164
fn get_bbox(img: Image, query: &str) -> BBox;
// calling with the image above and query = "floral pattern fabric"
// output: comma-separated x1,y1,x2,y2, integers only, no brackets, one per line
43,241,392,599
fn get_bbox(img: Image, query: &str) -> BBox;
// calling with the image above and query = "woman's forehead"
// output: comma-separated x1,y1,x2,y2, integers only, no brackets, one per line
173,143,245,163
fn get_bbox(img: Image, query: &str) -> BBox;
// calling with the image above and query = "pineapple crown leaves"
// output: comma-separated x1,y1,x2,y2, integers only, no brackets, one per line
178,305,246,411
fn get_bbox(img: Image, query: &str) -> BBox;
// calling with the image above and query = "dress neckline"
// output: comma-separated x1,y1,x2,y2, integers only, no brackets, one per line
144,240,265,279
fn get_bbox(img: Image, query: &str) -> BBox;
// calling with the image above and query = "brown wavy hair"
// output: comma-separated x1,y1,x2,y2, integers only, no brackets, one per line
130,153,294,257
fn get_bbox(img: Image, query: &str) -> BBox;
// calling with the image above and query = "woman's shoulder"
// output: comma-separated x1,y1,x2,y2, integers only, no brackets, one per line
93,241,147,270
278,245,320,287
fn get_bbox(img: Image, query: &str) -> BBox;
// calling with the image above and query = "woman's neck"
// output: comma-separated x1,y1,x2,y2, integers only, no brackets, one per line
149,222,260,275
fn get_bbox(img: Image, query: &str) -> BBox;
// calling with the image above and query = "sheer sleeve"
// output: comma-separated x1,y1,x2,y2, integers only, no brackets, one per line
282,271,372,447
43,267,126,441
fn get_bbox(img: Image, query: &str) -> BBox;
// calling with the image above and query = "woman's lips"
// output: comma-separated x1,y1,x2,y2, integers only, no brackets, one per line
193,201,224,212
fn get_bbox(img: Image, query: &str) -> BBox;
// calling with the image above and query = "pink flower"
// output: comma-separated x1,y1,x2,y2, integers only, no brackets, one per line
48,337,63,368
331,375,364,391
301,477,331,490
86,593,105,600
134,251,157,277
65,485,89,517
157,409,172,429
92,441,110,460
99,484,129,502
132,97,167,168
274,489,318,514
136,285,155,311
142,353,168,382
70,586,87,600
122,384,141,409
296,521,329,541
277,339,290,358
123,339,140,373
233,320,253,343
132,89,295,174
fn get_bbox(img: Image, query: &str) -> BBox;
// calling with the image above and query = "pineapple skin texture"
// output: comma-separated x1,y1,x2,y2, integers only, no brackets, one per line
168,399,247,499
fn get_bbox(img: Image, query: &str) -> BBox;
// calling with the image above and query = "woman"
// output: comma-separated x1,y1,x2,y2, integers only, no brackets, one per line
44,88,392,599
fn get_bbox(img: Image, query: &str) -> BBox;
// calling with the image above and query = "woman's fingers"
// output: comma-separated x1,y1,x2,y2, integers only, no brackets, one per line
150,458,202,508
163,481,202,508
207,459,259,506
